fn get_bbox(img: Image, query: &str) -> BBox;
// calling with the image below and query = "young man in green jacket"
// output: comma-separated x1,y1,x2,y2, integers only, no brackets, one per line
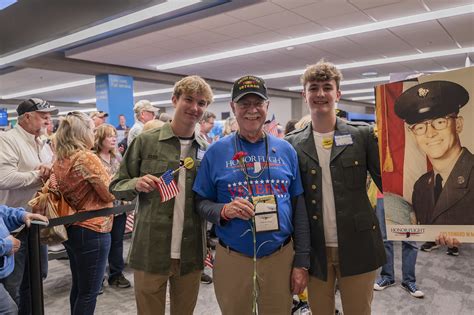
110,75,213,315
286,60,385,315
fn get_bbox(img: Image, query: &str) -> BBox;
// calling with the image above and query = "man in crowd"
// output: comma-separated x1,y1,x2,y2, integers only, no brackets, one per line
394,80,473,256
198,111,216,144
0,98,58,314
90,110,108,128
286,60,385,315
193,75,310,315
116,114,129,130
0,205,49,314
127,100,159,146
110,76,213,315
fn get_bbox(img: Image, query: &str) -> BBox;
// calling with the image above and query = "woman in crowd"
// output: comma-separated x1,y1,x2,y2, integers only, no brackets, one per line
94,124,131,289
223,116,238,136
53,112,115,315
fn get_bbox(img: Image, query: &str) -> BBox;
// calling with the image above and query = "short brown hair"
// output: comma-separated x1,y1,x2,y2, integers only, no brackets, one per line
301,59,343,90
173,75,214,105
200,111,216,123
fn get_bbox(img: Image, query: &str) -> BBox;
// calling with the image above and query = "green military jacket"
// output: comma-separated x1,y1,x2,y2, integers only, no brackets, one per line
285,118,386,281
110,123,207,275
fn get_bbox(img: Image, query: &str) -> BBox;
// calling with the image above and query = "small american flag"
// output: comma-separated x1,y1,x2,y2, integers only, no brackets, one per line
125,212,134,233
157,169,179,202
204,249,214,269
265,114,279,137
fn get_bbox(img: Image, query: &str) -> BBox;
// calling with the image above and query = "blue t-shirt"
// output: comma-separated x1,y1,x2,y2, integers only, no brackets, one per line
193,133,303,257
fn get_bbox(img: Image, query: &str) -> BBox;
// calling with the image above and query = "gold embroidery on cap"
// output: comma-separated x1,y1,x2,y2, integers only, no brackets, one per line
418,88,429,98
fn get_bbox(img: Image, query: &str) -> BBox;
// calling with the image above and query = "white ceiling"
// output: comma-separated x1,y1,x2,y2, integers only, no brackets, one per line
1,0,473,115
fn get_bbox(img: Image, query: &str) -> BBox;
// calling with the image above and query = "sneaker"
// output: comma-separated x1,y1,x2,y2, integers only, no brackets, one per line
374,278,395,291
401,282,424,298
446,246,459,256
420,242,440,252
200,273,213,284
109,274,131,288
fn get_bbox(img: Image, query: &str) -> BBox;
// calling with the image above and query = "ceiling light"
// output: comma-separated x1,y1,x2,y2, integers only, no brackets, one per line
341,88,374,95
1,78,95,99
151,100,172,106
288,76,390,91
134,88,174,97
154,4,473,70
0,0,201,67
362,71,378,77
351,96,375,101
263,47,474,80
78,86,176,104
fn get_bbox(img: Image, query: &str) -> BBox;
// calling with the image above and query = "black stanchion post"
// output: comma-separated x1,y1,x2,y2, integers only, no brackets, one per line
28,224,44,315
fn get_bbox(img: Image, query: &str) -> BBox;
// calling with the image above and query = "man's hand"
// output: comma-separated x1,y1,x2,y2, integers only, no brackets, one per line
36,164,52,181
435,233,461,248
291,267,309,295
221,198,254,220
135,174,161,193
24,212,49,227
7,235,21,255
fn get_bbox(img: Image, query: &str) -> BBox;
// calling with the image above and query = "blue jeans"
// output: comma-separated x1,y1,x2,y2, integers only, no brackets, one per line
0,283,17,315
64,226,111,315
0,229,48,315
108,213,126,279
375,198,418,284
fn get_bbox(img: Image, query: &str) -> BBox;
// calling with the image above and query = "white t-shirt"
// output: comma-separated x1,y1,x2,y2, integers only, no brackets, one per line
313,130,338,247
170,139,192,259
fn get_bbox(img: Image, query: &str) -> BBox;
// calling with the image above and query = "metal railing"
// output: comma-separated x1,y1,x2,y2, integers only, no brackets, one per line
27,203,136,315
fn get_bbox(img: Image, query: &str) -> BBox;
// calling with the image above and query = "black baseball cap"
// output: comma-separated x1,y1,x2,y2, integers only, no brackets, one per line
394,81,469,124
17,98,59,116
231,75,268,102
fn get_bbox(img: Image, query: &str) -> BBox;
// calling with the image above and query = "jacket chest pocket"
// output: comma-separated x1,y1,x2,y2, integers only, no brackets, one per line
341,157,366,190
140,160,169,177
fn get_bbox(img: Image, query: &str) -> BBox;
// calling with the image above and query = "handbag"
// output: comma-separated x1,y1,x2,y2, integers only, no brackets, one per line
29,170,76,245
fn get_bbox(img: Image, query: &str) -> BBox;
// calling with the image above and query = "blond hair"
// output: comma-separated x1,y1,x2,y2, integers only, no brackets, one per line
143,119,165,131
94,124,118,158
301,59,343,90
55,112,94,160
223,116,238,136
173,75,214,105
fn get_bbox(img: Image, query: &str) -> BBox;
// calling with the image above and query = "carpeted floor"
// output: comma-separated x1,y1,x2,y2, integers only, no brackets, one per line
43,241,473,314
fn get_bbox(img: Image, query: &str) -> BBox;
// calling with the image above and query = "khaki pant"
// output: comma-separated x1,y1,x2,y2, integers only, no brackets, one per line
307,247,376,315
134,260,201,315
214,240,294,315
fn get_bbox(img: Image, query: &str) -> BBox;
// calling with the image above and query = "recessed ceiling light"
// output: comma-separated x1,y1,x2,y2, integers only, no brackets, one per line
351,96,375,101
0,0,201,67
362,71,378,77
154,4,473,70
262,47,474,80
1,78,95,99
286,47,295,51
287,76,391,91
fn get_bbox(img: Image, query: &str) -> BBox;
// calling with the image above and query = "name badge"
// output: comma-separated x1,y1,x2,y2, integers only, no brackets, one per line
252,195,280,233
196,148,205,160
254,162,262,173
334,134,353,146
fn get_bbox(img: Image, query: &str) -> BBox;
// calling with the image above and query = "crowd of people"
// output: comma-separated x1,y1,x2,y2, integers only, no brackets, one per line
0,60,465,315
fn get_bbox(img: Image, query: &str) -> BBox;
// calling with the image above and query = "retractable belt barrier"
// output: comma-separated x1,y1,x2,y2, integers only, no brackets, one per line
28,203,136,315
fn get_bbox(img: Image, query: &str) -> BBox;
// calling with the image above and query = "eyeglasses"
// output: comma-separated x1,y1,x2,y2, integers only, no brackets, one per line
236,100,268,110
409,116,456,136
